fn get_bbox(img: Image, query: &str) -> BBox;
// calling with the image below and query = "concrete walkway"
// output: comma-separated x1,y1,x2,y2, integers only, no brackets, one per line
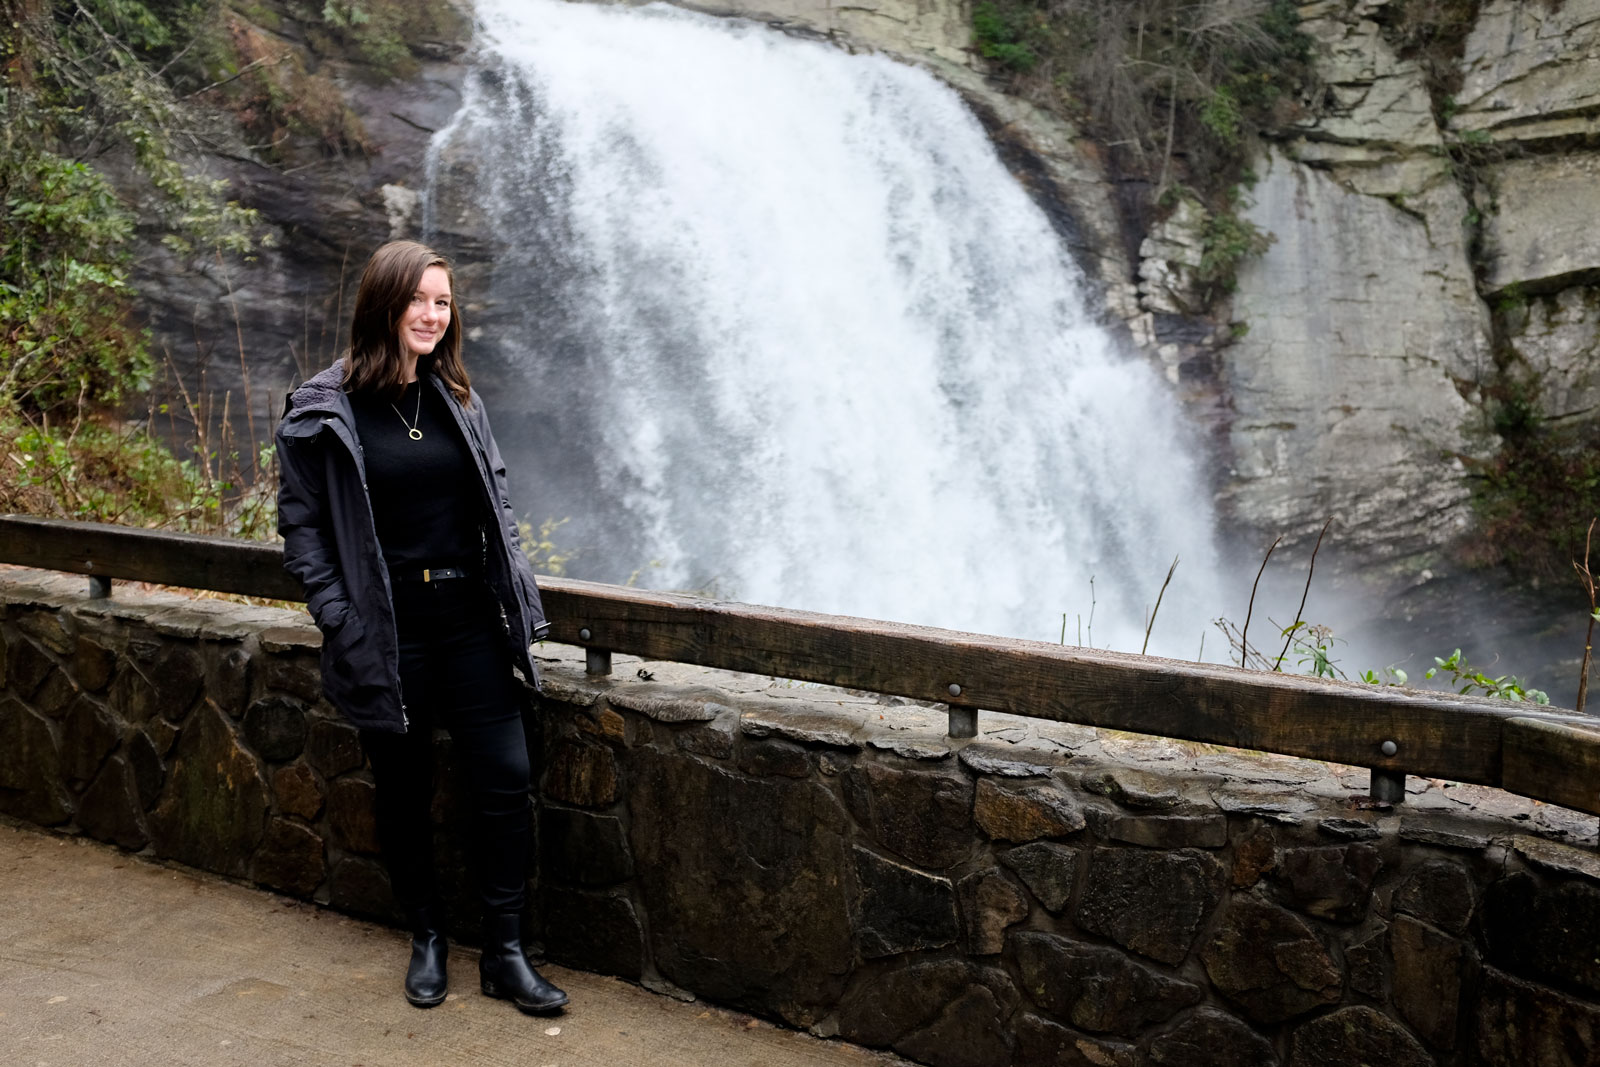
0,821,906,1067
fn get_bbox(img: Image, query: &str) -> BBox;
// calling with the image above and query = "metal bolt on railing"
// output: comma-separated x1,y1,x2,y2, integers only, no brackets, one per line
1370,738,1405,804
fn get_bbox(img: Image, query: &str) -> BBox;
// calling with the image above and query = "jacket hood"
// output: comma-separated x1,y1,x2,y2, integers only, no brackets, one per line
279,361,351,437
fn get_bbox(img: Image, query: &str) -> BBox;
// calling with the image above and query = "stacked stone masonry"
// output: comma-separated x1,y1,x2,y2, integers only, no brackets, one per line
3,570,1600,1066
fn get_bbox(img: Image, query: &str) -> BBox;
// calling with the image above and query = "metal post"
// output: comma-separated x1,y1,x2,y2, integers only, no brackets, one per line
87,575,112,599
585,648,612,676
1370,738,1404,803
1370,768,1406,805
947,705,977,739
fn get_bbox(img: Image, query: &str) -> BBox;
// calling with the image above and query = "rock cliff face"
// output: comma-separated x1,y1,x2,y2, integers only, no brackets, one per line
132,2,474,417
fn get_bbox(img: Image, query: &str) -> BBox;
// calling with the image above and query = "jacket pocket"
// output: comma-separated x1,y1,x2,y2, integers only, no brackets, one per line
321,602,368,679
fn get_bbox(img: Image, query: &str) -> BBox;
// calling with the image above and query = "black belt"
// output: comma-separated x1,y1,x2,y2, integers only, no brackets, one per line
390,566,472,584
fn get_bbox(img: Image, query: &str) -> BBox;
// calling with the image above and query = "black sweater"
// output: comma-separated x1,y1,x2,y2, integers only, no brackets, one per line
348,379,484,571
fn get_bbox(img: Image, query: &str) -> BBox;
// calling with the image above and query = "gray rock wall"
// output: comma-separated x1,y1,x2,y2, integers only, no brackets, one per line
5,571,1600,1066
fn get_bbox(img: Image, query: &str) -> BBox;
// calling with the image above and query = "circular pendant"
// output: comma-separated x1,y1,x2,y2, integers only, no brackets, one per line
408,428,423,441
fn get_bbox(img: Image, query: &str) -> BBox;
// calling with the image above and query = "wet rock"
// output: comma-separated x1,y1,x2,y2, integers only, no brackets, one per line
7,636,54,698
839,960,971,1046
607,684,729,722
958,742,1065,778
1275,844,1382,922
126,728,165,810
999,842,1077,912
1514,834,1600,882
259,654,323,704
844,762,974,869
326,776,380,855
253,817,326,897
1476,966,1600,1067
1081,767,1183,810
1148,1007,1279,1067
0,698,70,825
1347,925,1388,1000
1088,810,1228,849
1011,931,1203,1038
741,708,860,748
1391,914,1466,1050
1318,817,1380,841
676,718,735,760
974,779,1084,843
1201,895,1341,1023
145,715,178,757
855,846,959,958
306,719,364,778
896,984,1012,1067
539,806,633,886
108,643,201,726
259,626,320,654
243,696,310,762
149,703,269,878
209,646,251,718
1212,790,1316,823
32,667,78,717
958,867,1029,955
629,750,853,1027
868,736,951,761
69,633,114,694
1288,1006,1432,1067
1393,861,1475,936
738,738,812,778
540,886,644,980
543,738,619,808
1014,1014,1136,1067
1233,825,1277,888
1398,820,1491,851
271,762,324,820
19,612,72,654
580,707,627,743
1075,848,1224,965
1484,872,1600,998
329,856,395,921
150,645,205,721
76,756,148,850
60,694,121,785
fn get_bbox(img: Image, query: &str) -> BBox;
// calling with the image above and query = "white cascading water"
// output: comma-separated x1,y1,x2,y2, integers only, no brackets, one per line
426,0,1222,655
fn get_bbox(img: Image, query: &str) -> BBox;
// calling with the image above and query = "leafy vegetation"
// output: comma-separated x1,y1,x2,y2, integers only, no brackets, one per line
0,0,466,541
968,0,1314,199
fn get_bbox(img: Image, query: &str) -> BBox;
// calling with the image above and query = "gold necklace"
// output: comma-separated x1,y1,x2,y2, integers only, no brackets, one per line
391,382,423,441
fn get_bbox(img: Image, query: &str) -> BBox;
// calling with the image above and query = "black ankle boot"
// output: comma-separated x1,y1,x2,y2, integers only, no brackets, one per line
479,911,568,1014
404,905,449,1008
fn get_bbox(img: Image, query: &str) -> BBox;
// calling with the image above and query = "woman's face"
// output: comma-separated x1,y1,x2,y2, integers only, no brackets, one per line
398,264,452,360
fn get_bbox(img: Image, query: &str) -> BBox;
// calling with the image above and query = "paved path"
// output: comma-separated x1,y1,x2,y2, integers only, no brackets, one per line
0,821,905,1067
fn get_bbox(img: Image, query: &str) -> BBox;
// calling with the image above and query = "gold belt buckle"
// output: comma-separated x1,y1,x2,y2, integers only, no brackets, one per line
422,568,431,583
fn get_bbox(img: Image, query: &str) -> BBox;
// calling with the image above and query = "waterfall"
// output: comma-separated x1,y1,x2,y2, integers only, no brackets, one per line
426,0,1222,655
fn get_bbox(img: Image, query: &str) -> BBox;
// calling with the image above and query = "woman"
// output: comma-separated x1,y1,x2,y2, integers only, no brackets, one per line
276,240,567,1015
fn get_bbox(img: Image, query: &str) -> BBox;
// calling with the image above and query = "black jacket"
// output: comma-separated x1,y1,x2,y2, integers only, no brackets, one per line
276,361,548,733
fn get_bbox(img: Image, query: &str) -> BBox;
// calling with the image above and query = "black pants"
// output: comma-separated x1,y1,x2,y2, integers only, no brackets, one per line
360,576,531,915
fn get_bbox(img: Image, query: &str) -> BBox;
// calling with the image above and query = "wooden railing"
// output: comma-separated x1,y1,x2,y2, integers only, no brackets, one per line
3,514,1599,817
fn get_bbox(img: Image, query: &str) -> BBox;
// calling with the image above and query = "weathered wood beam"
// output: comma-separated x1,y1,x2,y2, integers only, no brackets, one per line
535,576,1585,792
1504,715,1600,815
0,514,303,601
4,514,1600,813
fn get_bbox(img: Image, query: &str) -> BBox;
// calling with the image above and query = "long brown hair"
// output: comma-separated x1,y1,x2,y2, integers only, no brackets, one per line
341,240,472,405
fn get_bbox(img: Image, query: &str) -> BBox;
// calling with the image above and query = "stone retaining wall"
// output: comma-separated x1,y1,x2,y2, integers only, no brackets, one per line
3,570,1599,1067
